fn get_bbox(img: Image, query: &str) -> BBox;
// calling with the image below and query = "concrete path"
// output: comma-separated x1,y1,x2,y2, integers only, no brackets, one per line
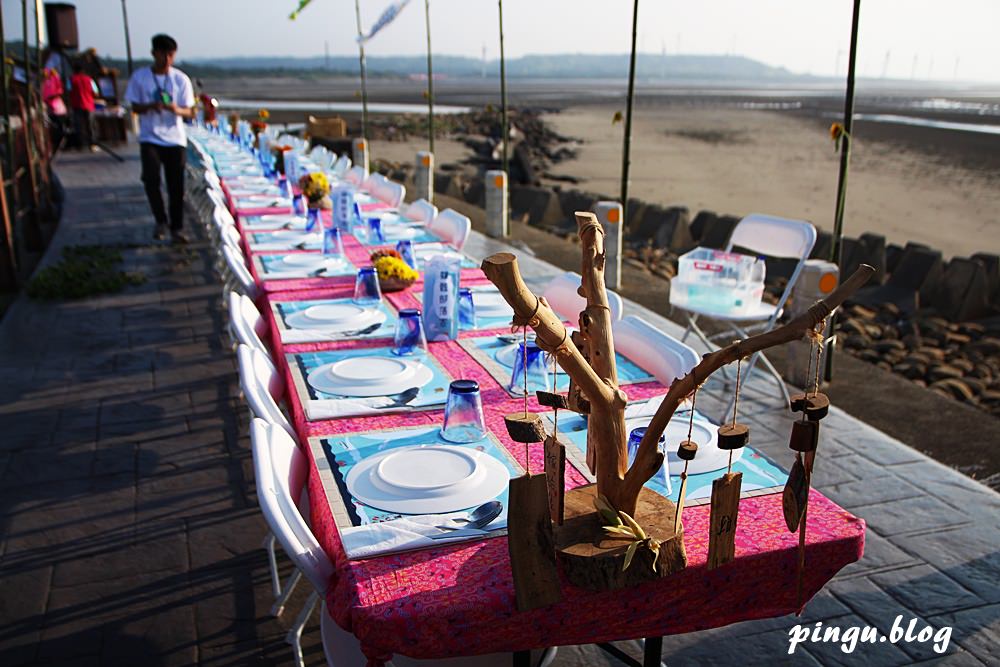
0,145,996,666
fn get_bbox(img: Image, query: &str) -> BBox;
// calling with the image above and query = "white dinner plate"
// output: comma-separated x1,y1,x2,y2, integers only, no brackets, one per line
623,415,732,475
263,230,317,243
284,307,385,333
306,356,434,397
247,215,306,230
382,227,420,241
276,253,329,268
345,444,510,514
473,291,515,318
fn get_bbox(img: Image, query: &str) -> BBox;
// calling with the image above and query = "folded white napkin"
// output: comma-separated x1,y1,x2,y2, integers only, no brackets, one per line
251,240,323,252
234,197,292,210
304,394,446,420
279,325,383,345
342,510,507,559
242,216,307,231
260,259,349,280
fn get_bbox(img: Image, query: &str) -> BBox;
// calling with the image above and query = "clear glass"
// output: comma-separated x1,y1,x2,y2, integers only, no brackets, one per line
440,380,487,443
627,427,672,495
421,255,462,341
392,308,428,357
353,266,382,305
323,227,344,257
367,217,385,244
292,193,305,215
508,340,551,395
305,207,321,233
458,287,476,330
396,239,417,270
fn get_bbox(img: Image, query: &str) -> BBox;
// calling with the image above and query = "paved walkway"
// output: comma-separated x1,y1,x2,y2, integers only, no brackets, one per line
0,145,996,666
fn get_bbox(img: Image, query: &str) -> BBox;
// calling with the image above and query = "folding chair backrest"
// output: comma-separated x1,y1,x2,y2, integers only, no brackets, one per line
726,213,817,314
376,180,405,208
612,315,700,386
213,204,236,230
542,271,623,322
345,166,367,187
363,172,385,193
222,224,242,251
228,291,270,358
332,154,351,178
237,344,293,437
250,419,334,595
428,209,471,250
404,198,438,223
222,245,258,300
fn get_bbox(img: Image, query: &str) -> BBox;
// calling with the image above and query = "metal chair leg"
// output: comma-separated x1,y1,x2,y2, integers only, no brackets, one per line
271,569,303,617
286,591,319,667
264,533,282,598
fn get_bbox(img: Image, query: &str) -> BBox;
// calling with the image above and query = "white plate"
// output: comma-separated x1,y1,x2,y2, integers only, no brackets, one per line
277,253,328,268
624,415,733,475
345,445,510,514
375,446,482,493
261,230,315,242
247,215,306,230
304,303,371,324
306,356,434,397
473,291,515,317
382,227,420,241
284,307,385,333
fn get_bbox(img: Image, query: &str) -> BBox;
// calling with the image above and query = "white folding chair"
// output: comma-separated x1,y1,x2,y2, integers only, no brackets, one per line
222,245,259,300
362,171,385,193
376,180,405,208
237,344,293,439
403,198,437,223
675,213,817,418
428,209,471,250
228,290,270,356
612,315,700,387
542,271,623,323
331,154,352,178
222,223,243,252
345,165,367,187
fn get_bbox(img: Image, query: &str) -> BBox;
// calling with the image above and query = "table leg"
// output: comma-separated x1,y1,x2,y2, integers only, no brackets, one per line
513,649,531,667
643,636,664,667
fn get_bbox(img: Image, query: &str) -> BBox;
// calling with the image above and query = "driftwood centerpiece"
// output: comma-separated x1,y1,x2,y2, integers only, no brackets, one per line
482,212,875,591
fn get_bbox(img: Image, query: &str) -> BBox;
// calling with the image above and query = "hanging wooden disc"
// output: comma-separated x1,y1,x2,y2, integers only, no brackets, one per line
677,439,698,460
789,392,830,421
717,423,750,450
504,412,548,443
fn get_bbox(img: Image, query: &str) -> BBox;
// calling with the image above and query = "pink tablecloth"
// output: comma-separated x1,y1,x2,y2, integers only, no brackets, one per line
235,181,865,666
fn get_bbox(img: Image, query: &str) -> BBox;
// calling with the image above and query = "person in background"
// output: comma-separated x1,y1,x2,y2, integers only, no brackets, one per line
42,67,69,151
124,33,195,244
80,48,105,79
196,79,219,129
68,61,97,151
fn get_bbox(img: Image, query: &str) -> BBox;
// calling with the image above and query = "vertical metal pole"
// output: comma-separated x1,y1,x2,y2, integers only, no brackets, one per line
354,0,369,142
0,5,13,181
825,0,861,382
21,1,32,104
620,0,639,227
121,0,134,75
498,0,508,177
33,0,41,79
424,0,434,153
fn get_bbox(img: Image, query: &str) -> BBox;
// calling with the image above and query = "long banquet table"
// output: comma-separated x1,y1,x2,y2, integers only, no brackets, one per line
220,166,866,665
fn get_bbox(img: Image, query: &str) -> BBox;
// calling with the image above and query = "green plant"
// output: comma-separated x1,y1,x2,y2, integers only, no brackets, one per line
26,245,146,300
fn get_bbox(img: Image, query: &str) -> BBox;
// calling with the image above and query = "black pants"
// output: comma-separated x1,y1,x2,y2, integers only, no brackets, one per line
140,142,187,231
72,108,93,148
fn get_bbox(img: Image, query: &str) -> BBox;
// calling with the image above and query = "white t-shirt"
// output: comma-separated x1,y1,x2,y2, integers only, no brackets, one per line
124,66,195,147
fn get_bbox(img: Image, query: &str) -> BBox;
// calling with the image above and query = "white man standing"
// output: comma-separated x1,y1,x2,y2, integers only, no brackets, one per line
125,34,195,243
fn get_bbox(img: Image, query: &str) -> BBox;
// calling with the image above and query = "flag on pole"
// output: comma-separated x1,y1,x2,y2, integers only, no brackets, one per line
288,0,315,20
358,0,411,43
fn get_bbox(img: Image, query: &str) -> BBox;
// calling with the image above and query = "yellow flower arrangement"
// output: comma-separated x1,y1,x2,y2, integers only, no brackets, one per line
258,108,270,121
373,256,418,283
298,171,331,203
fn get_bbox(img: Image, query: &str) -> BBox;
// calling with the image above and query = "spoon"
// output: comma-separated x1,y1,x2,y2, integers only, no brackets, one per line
435,500,503,531
374,386,421,410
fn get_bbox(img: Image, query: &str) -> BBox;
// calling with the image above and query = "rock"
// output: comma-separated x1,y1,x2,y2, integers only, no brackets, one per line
701,215,741,250
557,190,596,221
957,322,986,338
689,210,716,242
850,304,878,321
949,358,975,374
927,364,964,382
633,205,693,253
859,232,888,284
928,257,993,321
509,185,565,228
844,333,870,349
893,362,927,380
433,171,465,200
464,177,485,207
886,243,905,274
874,340,906,353
929,378,976,402
810,230,833,261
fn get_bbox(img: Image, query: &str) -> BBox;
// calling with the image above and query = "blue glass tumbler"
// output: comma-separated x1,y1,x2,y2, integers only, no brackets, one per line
277,175,289,197
396,239,418,270
323,227,344,257
353,267,382,305
627,427,672,495
458,287,476,330
292,193,306,216
440,380,487,443
508,340,550,395
367,217,385,244
305,207,320,233
392,308,428,357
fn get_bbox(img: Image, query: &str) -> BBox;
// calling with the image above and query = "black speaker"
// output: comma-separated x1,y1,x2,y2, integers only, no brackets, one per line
45,3,78,51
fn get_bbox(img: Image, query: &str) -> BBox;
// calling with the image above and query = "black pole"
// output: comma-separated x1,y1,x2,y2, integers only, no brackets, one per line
33,0,41,82
21,1,32,105
424,0,434,153
825,0,862,382
0,5,13,187
354,0,369,142
620,0,639,226
121,0,134,75
498,0,508,177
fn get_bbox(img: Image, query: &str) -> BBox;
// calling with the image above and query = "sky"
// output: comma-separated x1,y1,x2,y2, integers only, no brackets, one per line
5,0,1000,82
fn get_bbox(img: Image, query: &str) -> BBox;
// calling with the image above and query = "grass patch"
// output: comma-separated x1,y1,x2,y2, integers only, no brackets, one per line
26,245,146,300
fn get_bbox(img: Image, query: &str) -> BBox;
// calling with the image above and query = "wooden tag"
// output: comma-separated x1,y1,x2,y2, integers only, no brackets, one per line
536,390,570,410
507,474,562,611
707,472,742,570
782,455,808,532
543,435,566,524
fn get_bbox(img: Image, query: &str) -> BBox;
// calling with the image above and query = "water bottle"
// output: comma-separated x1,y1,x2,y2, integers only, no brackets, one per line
331,185,354,232
421,254,462,342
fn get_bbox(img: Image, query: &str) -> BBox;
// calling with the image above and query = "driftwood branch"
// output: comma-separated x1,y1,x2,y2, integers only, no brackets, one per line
621,263,876,501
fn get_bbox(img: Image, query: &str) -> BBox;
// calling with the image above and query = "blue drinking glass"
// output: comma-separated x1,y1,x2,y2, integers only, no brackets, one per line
353,267,382,305
323,227,344,257
392,308,428,357
627,427,672,495
440,379,487,443
508,340,550,395
305,207,321,233
292,193,306,216
458,287,476,330
277,176,289,197
396,239,418,270
368,217,385,244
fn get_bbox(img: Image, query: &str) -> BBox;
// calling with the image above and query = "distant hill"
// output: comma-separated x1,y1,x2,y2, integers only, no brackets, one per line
164,53,799,80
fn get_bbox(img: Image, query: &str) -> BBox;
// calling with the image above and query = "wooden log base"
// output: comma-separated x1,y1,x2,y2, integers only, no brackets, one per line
554,484,687,591
536,391,570,410
788,419,819,452
504,412,548,443
717,423,750,450
677,439,698,461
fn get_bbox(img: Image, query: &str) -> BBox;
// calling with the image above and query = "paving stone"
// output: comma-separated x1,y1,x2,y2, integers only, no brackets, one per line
858,495,972,537
838,430,926,466
824,473,925,511
799,613,914,666
838,530,918,578
886,461,1000,523
893,526,1000,604
927,603,1000,664
871,565,984,616
51,531,188,587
